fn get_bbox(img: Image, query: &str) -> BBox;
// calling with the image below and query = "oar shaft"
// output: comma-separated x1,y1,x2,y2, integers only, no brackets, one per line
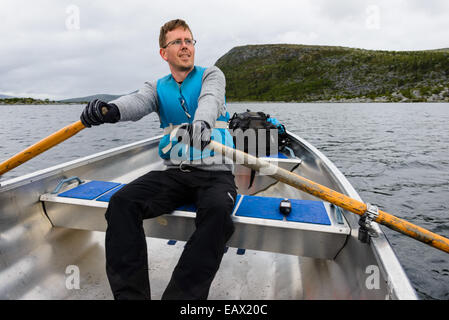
208,140,449,254
376,211,449,253
0,121,85,176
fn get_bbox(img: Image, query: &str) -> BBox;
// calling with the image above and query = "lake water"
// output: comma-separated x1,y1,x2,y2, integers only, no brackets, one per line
1,102,449,300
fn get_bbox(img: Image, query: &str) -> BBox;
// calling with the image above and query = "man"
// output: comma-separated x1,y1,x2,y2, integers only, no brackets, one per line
80,19,237,300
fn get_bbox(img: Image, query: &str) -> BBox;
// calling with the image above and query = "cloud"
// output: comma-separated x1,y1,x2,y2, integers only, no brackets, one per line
315,0,367,22
0,0,448,100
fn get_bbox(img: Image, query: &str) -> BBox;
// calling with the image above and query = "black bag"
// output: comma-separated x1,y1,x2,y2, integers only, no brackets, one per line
228,110,290,190
229,110,288,157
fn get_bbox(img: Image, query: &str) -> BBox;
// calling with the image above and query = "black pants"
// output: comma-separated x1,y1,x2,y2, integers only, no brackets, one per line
104,168,237,300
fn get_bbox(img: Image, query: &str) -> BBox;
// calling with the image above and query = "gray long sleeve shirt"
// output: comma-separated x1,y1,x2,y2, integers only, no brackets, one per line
109,66,233,172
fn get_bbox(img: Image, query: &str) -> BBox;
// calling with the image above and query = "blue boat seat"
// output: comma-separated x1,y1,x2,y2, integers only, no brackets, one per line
58,181,121,200
40,180,351,259
57,180,331,226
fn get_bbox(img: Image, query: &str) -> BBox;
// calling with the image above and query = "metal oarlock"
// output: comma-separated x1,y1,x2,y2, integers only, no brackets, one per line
358,203,380,243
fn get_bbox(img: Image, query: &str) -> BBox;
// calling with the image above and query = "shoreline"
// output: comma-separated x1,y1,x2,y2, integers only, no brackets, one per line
2,100,449,106
2,98,449,106
227,98,449,103
0,102,86,105
2,95,449,106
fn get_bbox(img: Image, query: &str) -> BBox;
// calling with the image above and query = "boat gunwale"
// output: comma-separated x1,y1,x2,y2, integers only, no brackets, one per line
0,135,163,191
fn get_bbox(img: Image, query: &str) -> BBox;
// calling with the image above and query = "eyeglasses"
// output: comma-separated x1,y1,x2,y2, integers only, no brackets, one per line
162,38,197,49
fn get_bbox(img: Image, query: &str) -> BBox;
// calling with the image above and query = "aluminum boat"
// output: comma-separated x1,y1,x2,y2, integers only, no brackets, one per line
0,131,417,299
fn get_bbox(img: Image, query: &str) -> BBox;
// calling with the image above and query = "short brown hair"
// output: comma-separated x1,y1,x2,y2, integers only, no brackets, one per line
159,19,193,48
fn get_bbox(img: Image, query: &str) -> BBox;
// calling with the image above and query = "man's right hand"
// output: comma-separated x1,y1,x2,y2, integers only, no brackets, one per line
177,121,211,151
80,99,121,128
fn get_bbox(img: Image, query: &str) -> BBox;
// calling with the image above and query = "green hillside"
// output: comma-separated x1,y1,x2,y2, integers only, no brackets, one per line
215,44,449,102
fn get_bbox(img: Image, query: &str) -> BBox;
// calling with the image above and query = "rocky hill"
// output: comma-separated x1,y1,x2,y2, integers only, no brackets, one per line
215,44,449,102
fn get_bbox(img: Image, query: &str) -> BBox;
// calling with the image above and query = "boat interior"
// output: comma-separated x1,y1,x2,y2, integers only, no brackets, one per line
0,133,417,299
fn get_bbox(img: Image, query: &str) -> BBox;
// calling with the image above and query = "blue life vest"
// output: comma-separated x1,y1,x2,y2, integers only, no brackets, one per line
156,66,234,161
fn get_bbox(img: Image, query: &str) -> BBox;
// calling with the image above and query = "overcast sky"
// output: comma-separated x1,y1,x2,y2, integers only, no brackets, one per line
1,0,448,100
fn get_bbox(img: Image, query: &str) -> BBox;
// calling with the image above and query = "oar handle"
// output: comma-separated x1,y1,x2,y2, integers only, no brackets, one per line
0,121,86,176
208,140,449,254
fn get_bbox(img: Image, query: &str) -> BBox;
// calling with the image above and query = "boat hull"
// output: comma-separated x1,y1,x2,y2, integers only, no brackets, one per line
0,133,417,299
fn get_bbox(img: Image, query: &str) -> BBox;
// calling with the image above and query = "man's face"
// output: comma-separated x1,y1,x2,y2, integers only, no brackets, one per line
160,27,195,72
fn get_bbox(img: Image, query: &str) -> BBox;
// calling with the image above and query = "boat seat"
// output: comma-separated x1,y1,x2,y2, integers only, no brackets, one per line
40,179,351,259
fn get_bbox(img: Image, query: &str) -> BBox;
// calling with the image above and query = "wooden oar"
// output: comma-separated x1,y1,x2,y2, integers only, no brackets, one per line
208,140,449,255
2,121,448,255
0,121,86,176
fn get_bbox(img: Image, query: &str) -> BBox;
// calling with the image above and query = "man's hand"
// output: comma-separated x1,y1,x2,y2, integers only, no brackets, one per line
80,99,121,128
178,120,211,150
192,121,212,150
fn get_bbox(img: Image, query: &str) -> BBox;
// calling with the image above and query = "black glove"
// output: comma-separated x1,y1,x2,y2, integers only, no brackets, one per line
177,121,211,150
80,99,120,128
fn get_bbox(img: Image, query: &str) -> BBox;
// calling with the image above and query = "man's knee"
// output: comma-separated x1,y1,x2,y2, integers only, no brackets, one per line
108,189,126,207
200,198,235,238
105,189,142,224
